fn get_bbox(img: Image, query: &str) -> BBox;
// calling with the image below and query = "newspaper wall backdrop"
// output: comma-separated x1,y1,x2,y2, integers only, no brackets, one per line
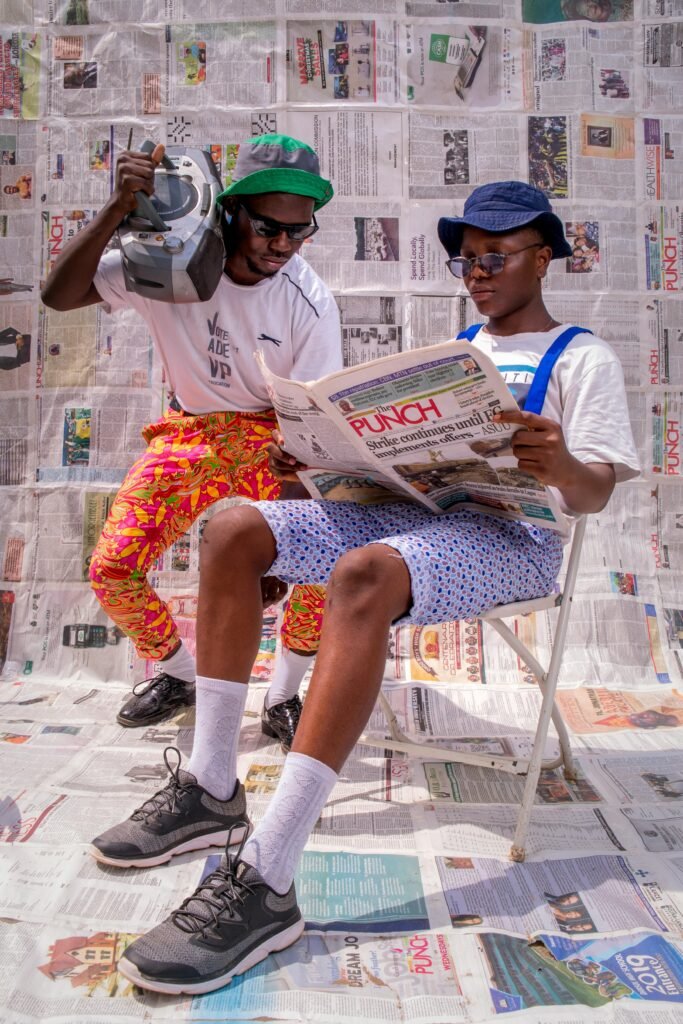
1,2,683,1022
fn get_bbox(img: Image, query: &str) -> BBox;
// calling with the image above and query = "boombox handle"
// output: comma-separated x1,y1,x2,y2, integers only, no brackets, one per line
128,140,177,233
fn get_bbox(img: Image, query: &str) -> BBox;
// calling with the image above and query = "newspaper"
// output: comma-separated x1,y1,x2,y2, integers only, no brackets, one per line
524,23,635,114
641,117,683,201
642,22,683,109
286,20,400,105
258,339,569,532
406,24,523,109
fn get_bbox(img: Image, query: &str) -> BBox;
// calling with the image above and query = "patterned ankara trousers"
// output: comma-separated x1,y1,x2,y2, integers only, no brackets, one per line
88,407,325,660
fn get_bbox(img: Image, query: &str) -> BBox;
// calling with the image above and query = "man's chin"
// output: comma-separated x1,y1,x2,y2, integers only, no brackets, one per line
247,257,289,279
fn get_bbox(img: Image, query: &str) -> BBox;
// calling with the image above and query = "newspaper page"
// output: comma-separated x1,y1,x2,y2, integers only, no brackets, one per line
434,851,683,936
285,110,404,198
642,21,683,109
406,24,523,109
336,293,404,365
286,20,400,105
641,298,683,386
408,110,523,200
259,339,569,531
524,22,635,114
45,28,165,118
306,199,403,291
0,30,41,120
165,22,277,111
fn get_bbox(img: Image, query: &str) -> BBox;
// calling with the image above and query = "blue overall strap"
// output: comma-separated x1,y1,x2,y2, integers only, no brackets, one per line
456,324,484,342
524,326,593,415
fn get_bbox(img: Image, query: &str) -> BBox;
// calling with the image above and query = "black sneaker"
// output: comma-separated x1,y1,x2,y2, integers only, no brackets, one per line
117,826,304,994
90,748,250,868
117,673,195,727
261,694,302,753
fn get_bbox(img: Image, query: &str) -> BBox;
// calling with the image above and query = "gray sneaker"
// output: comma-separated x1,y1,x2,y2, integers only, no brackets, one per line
117,826,304,995
90,748,251,868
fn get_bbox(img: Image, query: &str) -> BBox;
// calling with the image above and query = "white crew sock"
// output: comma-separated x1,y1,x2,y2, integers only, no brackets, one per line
186,677,248,800
241,752,338,894
265,648,314,708
160,641,196,683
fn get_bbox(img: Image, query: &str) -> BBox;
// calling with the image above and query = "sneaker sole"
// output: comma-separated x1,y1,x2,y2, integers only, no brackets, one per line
117,918,305,995
89,822,251,869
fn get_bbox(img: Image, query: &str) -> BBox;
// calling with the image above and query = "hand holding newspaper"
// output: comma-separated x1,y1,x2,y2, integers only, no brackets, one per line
257,340,568,533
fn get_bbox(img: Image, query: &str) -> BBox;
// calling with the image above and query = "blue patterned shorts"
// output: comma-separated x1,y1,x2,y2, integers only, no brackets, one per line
253,500,564,626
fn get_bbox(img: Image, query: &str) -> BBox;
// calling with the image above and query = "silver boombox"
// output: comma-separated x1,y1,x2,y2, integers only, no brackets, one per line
118,141,225,303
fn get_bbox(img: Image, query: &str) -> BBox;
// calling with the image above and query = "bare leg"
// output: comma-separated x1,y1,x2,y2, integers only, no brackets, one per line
196,505,278,682
292,544,412,772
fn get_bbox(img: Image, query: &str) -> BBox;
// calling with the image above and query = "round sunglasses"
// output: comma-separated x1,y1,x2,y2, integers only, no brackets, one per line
445,242,544,279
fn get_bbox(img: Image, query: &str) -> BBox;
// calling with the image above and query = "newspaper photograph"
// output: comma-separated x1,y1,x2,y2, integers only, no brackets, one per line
307,199,403,291
259,338,569,531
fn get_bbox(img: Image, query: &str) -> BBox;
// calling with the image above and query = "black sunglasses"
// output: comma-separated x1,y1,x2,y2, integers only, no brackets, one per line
239,202,319,241
446,243,544,279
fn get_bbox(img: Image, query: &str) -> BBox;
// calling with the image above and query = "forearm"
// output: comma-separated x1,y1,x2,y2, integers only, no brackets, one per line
40,194,127,310
556,458,615,514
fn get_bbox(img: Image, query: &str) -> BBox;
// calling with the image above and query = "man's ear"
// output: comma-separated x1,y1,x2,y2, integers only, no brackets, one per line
536,244,553,280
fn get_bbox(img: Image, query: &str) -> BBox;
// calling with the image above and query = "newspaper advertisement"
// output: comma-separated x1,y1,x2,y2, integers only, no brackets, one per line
406,24,522,109
258,339,569,531
408,111,522,200
524,23,635,114
285,109,404,198
641,298,683,387
642,22,683,109
641,116,683,201
642,203,683,291
286,20,400,105
0,31,41,120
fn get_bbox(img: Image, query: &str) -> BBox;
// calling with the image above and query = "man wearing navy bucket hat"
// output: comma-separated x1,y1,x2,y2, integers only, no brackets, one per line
111,181,639,995
42,135,342,836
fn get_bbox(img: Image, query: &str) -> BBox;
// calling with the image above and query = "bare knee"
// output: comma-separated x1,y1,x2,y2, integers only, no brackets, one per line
327,545,411,621
200,505,276,577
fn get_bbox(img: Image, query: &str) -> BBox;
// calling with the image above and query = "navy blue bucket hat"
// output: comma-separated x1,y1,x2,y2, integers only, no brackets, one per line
438,180,572,260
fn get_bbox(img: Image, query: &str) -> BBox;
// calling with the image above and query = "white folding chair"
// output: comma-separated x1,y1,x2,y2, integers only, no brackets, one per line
358,515,586,863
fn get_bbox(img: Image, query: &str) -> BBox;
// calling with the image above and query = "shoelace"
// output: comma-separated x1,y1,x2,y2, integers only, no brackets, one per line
130,747,192,822
171,824,254,936
130,672,179,698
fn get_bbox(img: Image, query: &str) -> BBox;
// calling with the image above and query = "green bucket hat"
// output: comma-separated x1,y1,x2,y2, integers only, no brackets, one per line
216,134,334,211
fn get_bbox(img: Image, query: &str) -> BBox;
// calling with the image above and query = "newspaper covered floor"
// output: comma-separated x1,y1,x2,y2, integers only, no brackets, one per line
2,608,683,1023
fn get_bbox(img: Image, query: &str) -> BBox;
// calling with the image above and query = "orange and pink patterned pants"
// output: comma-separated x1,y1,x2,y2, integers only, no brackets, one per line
89,407,324,659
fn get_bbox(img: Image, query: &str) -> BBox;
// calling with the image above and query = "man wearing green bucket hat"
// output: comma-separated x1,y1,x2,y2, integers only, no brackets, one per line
42,134,340,774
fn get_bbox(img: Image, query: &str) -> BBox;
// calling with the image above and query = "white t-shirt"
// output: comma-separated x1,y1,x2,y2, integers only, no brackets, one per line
94,251,342,414
470,323,640,510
